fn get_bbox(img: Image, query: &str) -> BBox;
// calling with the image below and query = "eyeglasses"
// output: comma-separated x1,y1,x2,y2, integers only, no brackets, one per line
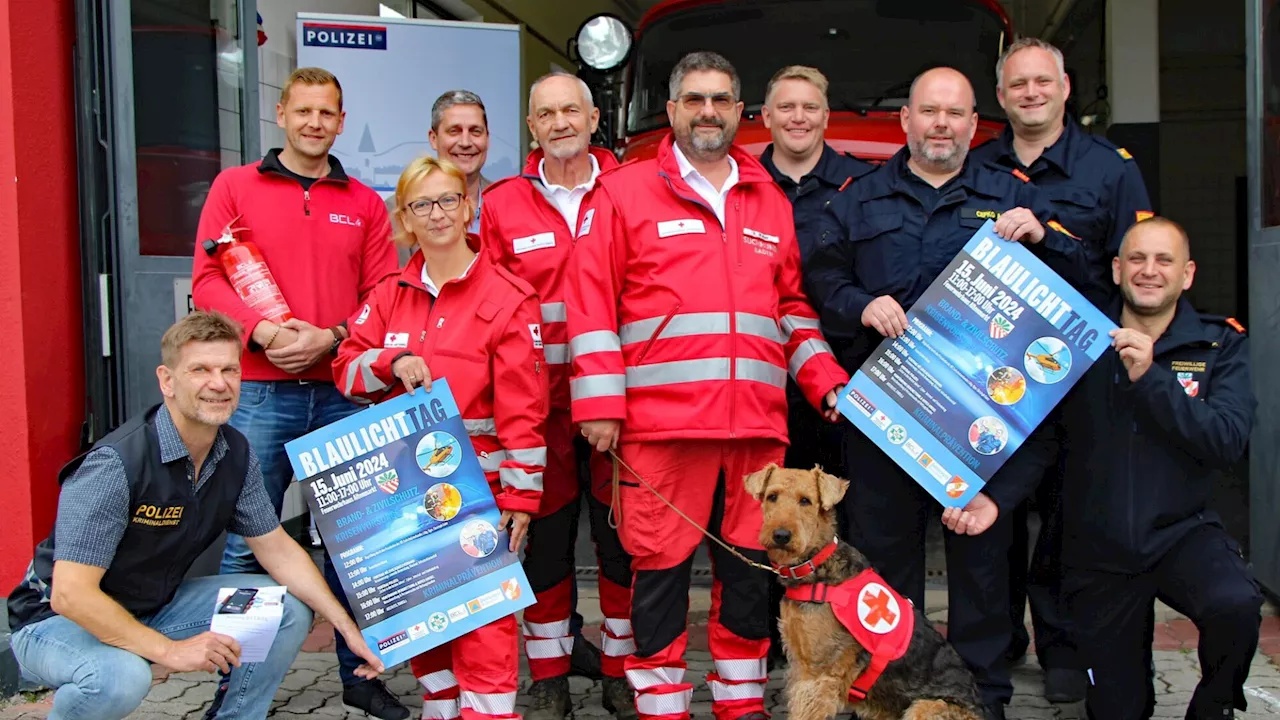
406,193,463,217
678,92,736,111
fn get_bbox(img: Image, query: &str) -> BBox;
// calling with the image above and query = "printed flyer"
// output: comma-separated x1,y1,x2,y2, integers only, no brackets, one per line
837,220,1116,508
284,379,534,668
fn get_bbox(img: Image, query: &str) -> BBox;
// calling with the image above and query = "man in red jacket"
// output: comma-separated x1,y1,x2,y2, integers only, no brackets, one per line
565,52,850,720
482,72,635,720
190,67,405,719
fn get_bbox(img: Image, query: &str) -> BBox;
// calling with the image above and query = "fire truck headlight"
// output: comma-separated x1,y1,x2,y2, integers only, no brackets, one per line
574,14,632,72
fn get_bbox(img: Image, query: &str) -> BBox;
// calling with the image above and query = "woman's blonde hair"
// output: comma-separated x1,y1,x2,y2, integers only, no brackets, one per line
392,155,472,248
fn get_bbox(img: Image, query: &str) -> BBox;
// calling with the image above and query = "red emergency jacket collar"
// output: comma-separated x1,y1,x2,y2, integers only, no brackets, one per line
772,538,838,579
397,232,491,293
653,132,776,194
518,145,620,181
785,569,915,701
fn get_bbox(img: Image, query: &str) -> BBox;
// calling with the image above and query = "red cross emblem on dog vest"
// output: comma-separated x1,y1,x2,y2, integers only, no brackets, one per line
784,569,915,700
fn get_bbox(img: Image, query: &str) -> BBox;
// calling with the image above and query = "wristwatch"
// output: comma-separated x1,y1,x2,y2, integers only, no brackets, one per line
328,328,343,356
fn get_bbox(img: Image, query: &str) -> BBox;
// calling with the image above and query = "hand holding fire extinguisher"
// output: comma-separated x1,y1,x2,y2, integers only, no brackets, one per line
203,215,340,373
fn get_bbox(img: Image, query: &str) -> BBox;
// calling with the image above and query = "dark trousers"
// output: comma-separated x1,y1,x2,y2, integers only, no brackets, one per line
1064,524,1263,719
1008,454,1077,669
840,429,1014,707
771,395,848,654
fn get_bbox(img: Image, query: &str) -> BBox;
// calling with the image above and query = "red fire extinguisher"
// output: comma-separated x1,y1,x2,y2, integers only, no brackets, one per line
202,215,294,324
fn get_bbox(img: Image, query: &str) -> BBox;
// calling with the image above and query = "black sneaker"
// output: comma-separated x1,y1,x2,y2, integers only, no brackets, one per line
527,676,572,720
342,678,411,720
569,632,603,680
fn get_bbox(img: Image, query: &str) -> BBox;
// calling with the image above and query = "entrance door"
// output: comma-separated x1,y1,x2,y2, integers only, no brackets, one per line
104,0,258,421
1246,0,1280,594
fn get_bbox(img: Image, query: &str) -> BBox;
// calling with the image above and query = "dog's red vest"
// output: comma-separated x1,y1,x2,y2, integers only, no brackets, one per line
784,569,915,701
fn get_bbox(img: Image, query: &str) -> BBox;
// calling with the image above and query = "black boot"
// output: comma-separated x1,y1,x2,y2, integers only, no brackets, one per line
601,676,638,720
527,676,572,720
1044,667,1087,703
569,632,603,680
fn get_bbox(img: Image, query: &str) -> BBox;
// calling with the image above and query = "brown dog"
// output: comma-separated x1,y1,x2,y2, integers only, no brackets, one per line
746,463,983,720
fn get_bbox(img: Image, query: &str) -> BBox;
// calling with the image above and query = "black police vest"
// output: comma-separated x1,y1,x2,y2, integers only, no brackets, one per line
7,405,248,632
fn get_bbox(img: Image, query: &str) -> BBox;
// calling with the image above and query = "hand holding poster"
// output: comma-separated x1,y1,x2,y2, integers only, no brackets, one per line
284,379,534,668
837,220,1116,508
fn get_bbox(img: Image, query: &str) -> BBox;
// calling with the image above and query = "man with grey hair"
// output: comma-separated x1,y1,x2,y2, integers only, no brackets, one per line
566,51,849,720
387,89,492,248
969,37,1154,703
480,71,634,720
805,66,1089,720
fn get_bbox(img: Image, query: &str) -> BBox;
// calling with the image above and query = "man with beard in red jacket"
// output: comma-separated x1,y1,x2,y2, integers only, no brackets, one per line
481,72,635,720
565,52,849,720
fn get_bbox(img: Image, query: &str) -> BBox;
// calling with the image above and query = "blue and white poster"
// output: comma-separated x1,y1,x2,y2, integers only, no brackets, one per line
837,221,1116,508
295,13,522,194
284,379,534,668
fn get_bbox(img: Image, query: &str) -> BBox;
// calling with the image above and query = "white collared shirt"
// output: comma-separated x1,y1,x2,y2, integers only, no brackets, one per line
672,141,739,227
421,254,479,297
537,154,602,234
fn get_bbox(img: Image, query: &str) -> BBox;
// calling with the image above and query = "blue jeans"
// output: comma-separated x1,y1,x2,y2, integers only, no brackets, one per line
9,573,311,719
218,379,366,685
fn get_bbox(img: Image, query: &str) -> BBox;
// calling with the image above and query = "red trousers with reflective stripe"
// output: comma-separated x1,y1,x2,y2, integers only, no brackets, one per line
616,440,782,720
410,615,520,720
523,410,633,680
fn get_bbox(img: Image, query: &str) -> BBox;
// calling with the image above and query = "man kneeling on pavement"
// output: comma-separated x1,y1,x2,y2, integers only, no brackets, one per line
1056,217,1262,720
6,311,385,720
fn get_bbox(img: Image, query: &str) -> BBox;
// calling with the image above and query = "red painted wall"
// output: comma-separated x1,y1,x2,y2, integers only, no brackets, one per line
0,0,84,589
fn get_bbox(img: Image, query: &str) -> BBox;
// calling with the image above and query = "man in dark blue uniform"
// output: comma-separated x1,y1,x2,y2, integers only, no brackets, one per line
969,37,1156,702
759,64,874,670
804,66,1087,720
1057,217,1260,719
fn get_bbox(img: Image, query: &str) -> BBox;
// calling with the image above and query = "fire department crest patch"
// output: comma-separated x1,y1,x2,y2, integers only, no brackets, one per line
1177,371,1200,397
857,582,901,635
989,314,1014,339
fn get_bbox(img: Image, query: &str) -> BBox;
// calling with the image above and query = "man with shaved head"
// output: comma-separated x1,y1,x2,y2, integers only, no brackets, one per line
479,71,635,720
804,66,1088,719
1055,217,1259,719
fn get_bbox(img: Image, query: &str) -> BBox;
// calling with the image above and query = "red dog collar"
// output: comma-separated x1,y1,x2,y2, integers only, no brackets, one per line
773,538,838,579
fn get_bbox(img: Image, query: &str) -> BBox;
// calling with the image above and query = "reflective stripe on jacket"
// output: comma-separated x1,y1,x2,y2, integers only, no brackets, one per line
332,235,548,514
482,146,620,410
565,133,849,443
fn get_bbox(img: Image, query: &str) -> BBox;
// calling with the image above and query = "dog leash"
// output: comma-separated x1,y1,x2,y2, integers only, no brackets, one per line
607,449,781,577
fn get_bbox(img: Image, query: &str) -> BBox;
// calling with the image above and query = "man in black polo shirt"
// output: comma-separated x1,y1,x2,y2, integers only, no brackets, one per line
758,64,874,669
6,311,384,720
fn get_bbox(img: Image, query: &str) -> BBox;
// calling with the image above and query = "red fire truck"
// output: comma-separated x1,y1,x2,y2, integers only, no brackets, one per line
571,0,1015,162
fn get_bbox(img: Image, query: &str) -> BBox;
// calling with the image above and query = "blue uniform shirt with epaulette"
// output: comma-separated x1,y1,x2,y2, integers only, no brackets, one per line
760,142,875,264
969,116,1154,299
803,144,1089,372
1059,297,1254,573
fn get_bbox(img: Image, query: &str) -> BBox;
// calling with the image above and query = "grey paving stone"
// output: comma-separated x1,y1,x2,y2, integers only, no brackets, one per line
278,668,322,692
277,689,334,714
142,679,196,703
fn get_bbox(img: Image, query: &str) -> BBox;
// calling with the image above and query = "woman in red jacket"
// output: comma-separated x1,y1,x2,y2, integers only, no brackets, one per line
333,154,548,720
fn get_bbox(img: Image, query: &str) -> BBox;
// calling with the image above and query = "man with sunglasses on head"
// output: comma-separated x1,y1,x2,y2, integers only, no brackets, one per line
565,51,848,720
